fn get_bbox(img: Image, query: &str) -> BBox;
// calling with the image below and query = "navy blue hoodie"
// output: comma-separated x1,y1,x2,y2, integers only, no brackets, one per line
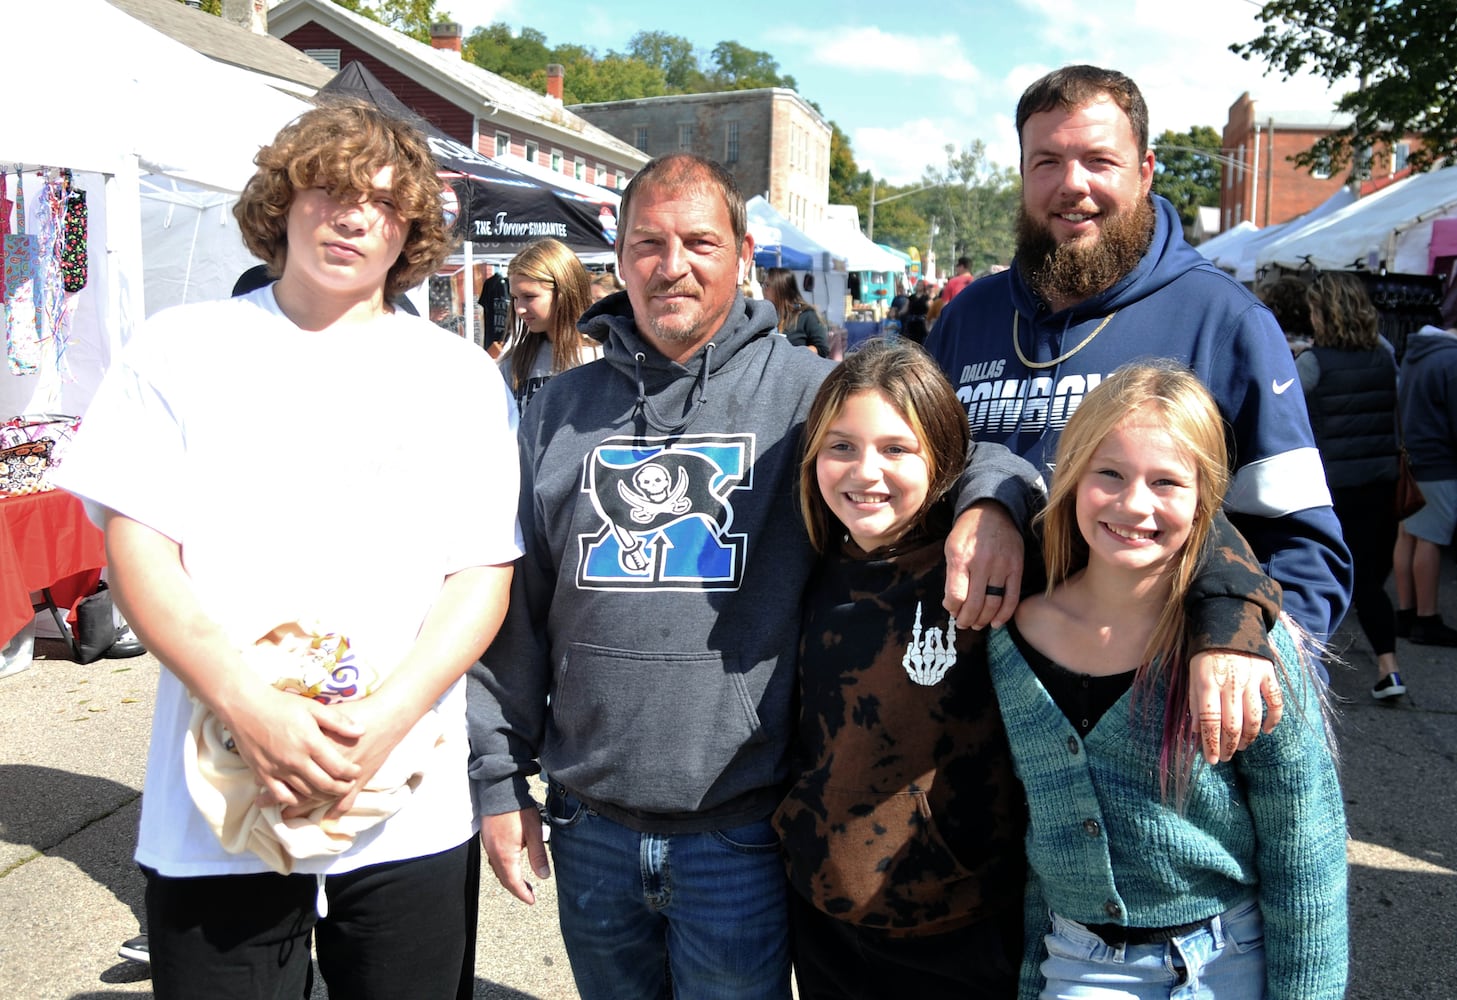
926,196,1351,638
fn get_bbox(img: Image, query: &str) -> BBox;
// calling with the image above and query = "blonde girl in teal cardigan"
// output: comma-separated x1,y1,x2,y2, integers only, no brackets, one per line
988,361,1347,1000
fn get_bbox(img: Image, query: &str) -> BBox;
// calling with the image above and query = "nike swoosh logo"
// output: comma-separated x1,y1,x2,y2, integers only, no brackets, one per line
1272,378,1294,394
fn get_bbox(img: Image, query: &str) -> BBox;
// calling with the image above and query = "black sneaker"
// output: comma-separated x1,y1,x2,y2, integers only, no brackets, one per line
1410,615,1457,646
118,934,149,965
1372,672,1407,700
1395,608,1415,638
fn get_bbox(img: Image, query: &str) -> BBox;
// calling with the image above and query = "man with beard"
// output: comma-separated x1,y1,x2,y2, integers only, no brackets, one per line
927,64,1351,662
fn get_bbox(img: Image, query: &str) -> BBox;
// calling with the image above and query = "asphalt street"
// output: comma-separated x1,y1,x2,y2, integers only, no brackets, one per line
1,567,1454,999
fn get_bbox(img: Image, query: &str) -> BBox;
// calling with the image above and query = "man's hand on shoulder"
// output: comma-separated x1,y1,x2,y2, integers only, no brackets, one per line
943,500,1023,630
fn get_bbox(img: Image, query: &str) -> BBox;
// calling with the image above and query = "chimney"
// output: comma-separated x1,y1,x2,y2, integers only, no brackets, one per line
429,22,463,57
220,0,267,34
546,64,564,103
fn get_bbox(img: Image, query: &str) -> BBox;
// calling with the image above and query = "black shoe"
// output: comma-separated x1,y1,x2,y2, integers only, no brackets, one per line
1372,672,1407,700
118,934,149,964
1395,608,1415,638
104,626,146,659
1410,615,1457,646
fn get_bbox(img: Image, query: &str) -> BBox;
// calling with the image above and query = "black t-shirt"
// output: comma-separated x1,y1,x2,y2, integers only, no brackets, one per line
477,273,511,349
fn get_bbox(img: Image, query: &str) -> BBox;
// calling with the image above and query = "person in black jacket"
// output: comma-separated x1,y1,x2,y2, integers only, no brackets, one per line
764,266,830,355
1298,271,1408,697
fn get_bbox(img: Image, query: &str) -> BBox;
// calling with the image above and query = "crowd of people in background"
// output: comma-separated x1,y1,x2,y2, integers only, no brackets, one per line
59,54,1457,1000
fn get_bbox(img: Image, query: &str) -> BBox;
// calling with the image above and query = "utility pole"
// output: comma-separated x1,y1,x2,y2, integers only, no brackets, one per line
865,176,941,241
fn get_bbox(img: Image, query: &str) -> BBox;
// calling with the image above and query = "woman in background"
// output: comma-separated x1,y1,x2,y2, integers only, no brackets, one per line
764,266,830,356
499,237,598,408
1299,271,1406,699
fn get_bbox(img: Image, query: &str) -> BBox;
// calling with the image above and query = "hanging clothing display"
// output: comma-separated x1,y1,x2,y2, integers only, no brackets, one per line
61,186,87,293
5,173,41,375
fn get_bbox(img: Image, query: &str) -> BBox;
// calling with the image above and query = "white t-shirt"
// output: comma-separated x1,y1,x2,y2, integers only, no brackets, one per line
53,288,523,876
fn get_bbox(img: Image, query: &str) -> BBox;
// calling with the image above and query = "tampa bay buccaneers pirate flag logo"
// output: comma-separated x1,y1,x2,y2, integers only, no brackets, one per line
578,434,751,590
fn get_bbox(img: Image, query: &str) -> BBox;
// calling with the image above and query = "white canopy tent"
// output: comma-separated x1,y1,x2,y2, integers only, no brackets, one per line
806,206,909,274
1198,189,1358,283
1,0,311,418
1257,166,1457,275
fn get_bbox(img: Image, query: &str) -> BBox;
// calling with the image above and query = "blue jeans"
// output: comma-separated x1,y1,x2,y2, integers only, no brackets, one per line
545,784,791,1000
1038,898,1265,1000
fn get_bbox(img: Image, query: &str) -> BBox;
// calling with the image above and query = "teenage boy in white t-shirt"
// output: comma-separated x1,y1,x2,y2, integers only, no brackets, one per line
54,99,522,999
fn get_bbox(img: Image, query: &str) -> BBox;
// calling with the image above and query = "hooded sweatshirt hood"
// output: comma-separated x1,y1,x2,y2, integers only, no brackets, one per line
579,291,782,435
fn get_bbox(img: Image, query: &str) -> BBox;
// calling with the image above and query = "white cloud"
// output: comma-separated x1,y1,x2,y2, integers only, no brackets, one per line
433,0,520,33
781,26,982,85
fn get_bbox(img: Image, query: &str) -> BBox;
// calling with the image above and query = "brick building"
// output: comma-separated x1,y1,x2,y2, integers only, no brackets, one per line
570,89,831,232
1221,91,1420,229
266,0,646,191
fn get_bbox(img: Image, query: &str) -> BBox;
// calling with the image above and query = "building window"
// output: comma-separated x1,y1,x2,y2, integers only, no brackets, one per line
304,48,340,70
634,126,649,152
574,157,586,181
1311,151,1332,180
525,140,539,165
495,132,510,158
678,124,693,151
617,172,628,190
725,121,740,164
1394,142,1411,173
551,149,563,172
1237,144,1246,182
595,163,605,184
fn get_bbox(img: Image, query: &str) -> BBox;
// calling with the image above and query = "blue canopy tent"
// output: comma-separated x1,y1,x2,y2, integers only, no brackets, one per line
745,196,850,324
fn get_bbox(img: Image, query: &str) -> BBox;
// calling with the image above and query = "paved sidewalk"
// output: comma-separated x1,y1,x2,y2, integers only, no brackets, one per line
2,573,1454,998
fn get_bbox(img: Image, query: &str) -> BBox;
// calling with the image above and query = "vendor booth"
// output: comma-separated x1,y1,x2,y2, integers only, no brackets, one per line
745,197,849,325
1,0,314,673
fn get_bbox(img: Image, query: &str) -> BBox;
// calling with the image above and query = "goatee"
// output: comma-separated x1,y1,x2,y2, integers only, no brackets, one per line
1015,197,1156,309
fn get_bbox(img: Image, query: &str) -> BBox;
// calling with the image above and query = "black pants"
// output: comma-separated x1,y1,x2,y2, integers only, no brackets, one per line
1331,482,1399,656
789,890,1019,999
144,837,479,1000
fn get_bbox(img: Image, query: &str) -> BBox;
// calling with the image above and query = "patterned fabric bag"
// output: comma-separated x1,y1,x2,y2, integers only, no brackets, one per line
61,187,87,293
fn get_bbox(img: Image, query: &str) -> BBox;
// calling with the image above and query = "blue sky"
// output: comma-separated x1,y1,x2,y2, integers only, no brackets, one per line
441,0,1351,185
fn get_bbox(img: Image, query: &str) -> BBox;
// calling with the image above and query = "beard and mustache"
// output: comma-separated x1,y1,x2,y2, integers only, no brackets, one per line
1015,196,1156,308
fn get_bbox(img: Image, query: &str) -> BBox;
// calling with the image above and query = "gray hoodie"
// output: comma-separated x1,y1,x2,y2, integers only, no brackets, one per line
468,291,1037,833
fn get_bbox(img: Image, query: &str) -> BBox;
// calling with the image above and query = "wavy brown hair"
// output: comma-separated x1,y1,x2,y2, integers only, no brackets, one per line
500,238,595,394
798,338,969,553
234,97,454,301
1017,64,1150,156
1307,271,1380,350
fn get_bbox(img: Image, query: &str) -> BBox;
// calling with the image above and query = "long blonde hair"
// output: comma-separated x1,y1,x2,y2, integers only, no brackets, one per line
1040,362,1231,791
500,238,594,394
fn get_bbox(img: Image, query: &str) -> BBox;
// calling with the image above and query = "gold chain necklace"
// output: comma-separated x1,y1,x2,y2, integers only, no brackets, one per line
1012,310,1117,369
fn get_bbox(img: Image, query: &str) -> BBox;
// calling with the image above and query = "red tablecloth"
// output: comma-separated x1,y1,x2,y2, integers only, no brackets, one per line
0,491,106,642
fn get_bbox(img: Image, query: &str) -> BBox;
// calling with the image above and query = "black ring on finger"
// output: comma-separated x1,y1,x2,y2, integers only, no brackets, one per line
985,585,1007,597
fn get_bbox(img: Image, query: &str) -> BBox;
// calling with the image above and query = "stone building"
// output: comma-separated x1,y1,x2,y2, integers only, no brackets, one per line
571,89,831,232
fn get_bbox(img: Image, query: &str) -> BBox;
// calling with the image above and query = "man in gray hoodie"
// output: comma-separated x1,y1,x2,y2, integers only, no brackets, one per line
467,153,1037,998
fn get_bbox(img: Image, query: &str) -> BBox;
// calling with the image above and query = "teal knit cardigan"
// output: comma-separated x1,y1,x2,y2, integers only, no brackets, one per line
988,621,1348,1000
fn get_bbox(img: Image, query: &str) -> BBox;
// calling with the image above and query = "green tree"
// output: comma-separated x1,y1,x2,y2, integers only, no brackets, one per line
464,23,551,84
330,0,440,43
179,0,222,14
627,31,704,92
1152,126,1224,229
556,51,668,105
707,41,796,91
1232,0,1457,174
827,122,864,206
918,142,1019,273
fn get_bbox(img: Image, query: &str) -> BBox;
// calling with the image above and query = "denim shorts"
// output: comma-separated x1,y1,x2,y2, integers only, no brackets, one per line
1038,897,1264,1000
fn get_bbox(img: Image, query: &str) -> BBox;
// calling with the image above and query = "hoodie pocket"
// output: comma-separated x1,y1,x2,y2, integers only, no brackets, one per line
548,642,771,814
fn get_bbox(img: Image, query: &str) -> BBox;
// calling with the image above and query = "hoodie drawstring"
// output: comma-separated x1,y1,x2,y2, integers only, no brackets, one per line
696,342,716,405
315,873,329,919
632,343,717,429
633,351,647,411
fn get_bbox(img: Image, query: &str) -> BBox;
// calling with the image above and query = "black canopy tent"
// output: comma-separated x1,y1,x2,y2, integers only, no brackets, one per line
318,63,615,257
